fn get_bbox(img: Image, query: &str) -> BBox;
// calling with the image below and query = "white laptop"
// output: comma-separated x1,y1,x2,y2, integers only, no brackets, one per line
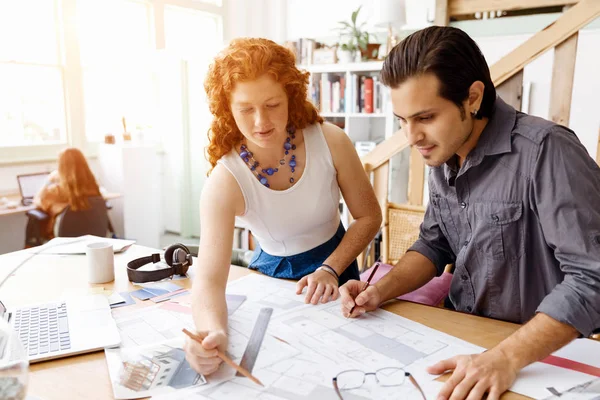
16,172,50,206
1,294,121,363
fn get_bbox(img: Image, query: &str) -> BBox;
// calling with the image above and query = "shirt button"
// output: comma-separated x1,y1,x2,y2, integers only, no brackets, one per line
466,306,473,312
492,215,500,222
461,274,468,281
460,202,467,209
463,240,469,246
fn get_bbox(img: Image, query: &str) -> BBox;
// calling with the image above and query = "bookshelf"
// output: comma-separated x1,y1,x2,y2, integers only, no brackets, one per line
303,61,395,144
301,61,411,227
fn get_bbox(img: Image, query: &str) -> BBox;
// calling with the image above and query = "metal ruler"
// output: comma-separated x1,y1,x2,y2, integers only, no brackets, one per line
236,307,273,376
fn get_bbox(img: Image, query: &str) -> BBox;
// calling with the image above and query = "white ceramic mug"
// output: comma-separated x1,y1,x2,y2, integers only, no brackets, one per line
86,242,115,284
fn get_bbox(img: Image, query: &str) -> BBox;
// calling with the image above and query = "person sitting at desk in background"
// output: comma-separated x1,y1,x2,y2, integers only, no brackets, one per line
340,26,600,400
183,38,382,375
32,147,102,241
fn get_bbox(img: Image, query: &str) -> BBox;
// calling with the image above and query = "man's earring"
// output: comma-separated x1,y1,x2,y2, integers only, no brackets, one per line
471,109,478,117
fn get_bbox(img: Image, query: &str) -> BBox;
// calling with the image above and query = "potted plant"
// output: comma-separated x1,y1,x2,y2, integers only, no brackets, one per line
336,6,379,62
337,43,356,64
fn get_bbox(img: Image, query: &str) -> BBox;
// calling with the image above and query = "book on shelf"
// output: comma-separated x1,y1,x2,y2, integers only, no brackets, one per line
310,73,346,114
312,72,387,115
364,77,374,113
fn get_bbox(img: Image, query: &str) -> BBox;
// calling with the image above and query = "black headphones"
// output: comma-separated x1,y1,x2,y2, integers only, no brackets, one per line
126,243,193,283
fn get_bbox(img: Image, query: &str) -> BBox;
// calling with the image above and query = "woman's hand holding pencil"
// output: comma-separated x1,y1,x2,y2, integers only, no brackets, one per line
183,329,228,376
182,329,264,387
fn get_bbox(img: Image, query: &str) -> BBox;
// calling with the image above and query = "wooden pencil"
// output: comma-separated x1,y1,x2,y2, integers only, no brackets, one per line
182,328,264,387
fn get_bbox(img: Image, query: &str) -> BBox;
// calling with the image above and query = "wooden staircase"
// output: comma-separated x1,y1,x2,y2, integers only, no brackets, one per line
361,0,600,264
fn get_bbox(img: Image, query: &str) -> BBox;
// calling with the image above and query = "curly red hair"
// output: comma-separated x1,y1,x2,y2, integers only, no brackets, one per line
204,37,323,173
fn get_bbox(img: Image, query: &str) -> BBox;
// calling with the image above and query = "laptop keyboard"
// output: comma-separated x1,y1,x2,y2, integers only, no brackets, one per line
12,302,71,357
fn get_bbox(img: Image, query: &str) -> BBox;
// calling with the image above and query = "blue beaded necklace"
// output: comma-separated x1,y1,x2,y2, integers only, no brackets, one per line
239,126,297,188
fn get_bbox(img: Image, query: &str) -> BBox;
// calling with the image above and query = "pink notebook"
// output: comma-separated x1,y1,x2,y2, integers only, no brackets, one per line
360,263,452,306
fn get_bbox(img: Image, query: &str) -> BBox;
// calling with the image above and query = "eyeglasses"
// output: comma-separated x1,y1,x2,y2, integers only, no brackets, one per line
332,367,426,400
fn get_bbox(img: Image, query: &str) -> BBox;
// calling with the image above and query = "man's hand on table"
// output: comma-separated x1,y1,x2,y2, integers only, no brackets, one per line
427,348,518,400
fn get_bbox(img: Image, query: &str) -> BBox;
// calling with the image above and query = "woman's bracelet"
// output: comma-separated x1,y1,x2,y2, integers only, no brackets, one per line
317,264,339,280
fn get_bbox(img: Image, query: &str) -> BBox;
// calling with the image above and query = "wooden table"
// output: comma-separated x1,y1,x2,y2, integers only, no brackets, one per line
0,192,122,217
0,245,527,399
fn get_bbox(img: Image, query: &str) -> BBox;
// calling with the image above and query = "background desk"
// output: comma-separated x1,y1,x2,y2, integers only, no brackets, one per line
0,193,122,255
0,192,122,217
0,246,526,400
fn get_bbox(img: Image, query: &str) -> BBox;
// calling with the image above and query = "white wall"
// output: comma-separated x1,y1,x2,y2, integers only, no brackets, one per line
225,0,287,42
569,29,600,160
473,28,600,161
285,0,435,41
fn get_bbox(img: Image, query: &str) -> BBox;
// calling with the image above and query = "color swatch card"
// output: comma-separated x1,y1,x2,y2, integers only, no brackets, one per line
130,282,187,302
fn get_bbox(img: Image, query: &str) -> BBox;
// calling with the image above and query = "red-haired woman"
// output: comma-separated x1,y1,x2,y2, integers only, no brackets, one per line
185,38,382,375
33,147,102,241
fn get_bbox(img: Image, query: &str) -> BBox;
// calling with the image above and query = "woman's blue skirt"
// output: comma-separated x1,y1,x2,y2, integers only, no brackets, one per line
248,222,359,285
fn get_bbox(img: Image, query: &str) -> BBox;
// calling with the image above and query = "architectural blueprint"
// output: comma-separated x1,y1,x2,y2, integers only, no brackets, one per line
147,274,485,400
106,274,600,399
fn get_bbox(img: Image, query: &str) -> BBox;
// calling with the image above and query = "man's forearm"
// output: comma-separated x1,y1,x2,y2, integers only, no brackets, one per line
374,251,437,302
191,282,228,334
495,313,579,371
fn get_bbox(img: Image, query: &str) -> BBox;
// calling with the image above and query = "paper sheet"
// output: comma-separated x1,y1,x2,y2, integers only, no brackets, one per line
39,235,135,254
113,304,196,348
511,339,600,399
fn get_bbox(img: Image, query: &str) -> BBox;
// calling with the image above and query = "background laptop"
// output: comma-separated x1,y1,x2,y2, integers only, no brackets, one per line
16,172,50,206
1,294,121,363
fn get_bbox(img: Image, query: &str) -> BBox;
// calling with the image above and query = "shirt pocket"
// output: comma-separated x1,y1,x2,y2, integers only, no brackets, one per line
430,194,460,251
473,201,524,261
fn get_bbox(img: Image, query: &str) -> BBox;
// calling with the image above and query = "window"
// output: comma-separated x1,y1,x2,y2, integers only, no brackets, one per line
161,5,223,237
77,0,158,143
164,6,222,61
0,0,224,163
0,64,67,147
191,0,222,6
0,0,67,149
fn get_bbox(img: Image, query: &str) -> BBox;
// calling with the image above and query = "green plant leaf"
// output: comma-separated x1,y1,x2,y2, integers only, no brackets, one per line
351,5,362,24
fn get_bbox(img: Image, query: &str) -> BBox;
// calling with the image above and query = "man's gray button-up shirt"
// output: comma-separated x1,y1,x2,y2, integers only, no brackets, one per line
408,96,600,336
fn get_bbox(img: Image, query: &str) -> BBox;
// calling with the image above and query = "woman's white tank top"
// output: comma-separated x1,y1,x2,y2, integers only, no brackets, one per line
218,123,340,257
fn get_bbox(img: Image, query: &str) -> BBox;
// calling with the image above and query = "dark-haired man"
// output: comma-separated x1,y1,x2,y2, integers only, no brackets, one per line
340,26,600,400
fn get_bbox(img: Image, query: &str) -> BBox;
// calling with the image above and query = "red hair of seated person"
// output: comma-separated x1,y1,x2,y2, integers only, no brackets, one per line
57,147,101,211
204,37,323,173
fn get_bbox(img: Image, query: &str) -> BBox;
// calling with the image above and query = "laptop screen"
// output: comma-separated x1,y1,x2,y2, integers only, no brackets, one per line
17,172,50,201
